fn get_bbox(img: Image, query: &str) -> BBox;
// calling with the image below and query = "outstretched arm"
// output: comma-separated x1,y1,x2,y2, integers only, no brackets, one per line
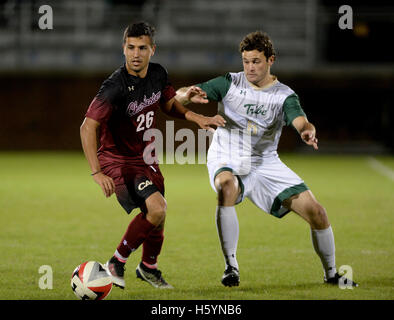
175,86,209,105
292,116,319,150
161,97,225,133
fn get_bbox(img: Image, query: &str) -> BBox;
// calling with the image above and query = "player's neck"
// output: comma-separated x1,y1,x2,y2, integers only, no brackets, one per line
249,74,277,90
125,63,148,78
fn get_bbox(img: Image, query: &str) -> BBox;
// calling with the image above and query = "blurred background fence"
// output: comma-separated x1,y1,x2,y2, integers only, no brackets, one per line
0,0,393,153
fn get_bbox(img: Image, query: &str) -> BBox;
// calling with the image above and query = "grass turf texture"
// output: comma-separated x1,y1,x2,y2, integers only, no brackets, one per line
0,152,393,300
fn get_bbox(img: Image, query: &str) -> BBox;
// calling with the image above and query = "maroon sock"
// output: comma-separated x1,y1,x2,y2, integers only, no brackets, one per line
116,212,156,259
142,228,164,266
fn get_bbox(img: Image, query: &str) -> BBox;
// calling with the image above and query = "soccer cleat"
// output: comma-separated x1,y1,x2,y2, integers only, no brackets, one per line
136,262,173,289
221,265,240,287
103,256,126,289
324,272,359,287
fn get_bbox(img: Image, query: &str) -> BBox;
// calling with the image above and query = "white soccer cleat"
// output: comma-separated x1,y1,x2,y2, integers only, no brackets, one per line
103,257,126,289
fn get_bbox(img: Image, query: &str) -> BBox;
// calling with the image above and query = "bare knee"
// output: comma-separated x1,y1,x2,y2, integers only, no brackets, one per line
285,191,330,230
309,203,329,229
147,207,166,227
217,179,237,200
145,193,167,226
214,172,240,206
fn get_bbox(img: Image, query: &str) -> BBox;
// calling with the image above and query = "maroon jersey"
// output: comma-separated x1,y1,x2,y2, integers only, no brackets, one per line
86,63,176,168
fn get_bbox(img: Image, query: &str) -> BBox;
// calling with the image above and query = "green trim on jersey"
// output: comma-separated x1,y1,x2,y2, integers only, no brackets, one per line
213,167,245,204
283,93,306,126
270,182,309,218
196,73,232,102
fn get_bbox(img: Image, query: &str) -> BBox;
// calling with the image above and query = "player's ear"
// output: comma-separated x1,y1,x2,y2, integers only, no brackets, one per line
268,55,275,66
150,44,156,57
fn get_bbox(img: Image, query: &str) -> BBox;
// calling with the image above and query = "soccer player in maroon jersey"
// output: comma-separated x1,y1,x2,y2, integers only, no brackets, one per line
80,22,225,289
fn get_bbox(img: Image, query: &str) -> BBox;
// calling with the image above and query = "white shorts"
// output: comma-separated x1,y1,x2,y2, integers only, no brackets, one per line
207,153,309,218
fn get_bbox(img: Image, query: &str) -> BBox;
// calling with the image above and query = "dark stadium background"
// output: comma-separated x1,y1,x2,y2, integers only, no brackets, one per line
0,0,393,154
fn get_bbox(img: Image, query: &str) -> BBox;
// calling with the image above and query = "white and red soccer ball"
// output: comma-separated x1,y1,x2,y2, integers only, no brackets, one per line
71,261,112,300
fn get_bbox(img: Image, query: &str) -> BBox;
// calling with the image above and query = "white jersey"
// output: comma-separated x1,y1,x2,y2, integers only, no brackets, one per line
198,72,309,217
198,72,305,173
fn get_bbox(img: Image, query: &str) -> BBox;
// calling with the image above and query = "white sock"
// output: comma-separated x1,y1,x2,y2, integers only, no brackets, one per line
311,226,337,279
216,206,239,270
114,249,128,263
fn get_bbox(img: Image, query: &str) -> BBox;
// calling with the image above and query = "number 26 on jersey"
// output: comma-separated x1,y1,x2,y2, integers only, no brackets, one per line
136,111,154,132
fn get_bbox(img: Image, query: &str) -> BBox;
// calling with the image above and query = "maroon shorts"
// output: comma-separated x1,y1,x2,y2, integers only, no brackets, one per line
102,163,164,214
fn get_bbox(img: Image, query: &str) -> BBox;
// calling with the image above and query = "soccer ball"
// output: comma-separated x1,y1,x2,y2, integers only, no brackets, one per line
71,261,113,300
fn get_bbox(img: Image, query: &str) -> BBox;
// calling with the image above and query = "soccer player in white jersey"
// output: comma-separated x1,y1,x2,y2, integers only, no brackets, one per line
176,31,358,288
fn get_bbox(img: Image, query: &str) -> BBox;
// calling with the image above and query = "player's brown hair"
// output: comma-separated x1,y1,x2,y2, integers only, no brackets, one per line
239,31,276,61
123,22,156,45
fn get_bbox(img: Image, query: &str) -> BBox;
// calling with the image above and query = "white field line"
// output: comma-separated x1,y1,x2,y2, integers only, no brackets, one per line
367,157,394,182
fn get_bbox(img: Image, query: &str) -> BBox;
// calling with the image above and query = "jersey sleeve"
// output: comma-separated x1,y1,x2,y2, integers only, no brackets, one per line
85,80,118,123
283,93,306,126
157,64,176,103
196,73,232,102
161,84,176,103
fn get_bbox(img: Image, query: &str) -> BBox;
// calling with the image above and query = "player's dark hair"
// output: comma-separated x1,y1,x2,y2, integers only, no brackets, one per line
239,31,276,61
123,22,156,45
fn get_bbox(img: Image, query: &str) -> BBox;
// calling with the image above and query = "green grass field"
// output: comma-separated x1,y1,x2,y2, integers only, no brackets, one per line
0,152,393,300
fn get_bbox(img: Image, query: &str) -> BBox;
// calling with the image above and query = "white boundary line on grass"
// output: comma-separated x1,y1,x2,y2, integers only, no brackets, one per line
367,157,394,182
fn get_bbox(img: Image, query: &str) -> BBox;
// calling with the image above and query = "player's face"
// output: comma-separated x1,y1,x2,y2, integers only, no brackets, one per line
242,50,274,87
123,35,156,77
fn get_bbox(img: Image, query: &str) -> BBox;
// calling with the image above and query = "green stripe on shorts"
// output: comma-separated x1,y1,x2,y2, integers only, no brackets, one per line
270,183,309,218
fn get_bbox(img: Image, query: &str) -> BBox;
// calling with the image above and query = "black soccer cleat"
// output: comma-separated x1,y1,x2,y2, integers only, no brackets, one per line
221,266,240,287
136,262,173,289
103,256,126,289
324,272,358,287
